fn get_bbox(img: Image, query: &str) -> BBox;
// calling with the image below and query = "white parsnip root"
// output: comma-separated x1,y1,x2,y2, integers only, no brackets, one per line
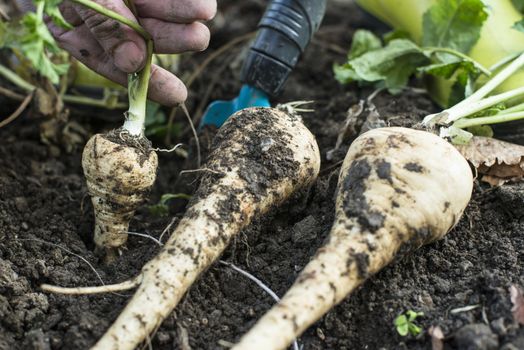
233,127,473,350
44,107,320,350
82,132,158,255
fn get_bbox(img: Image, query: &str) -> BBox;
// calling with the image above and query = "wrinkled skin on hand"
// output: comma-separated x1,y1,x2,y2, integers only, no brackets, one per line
15,0,217,106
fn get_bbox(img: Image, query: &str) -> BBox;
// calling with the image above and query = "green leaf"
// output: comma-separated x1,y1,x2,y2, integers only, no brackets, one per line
44,0,73,29
148,193,191,217
159,193,192,204
470,103,506,117
334,39,429,92
383,30,411,44
394,315,409,336
513,0,524,13
417,60,476,79
348,29,382,59
408,323,422,336
466,125,494,137
406,310,424,321
1,1,70,84
513,18,524,33
422,0,488,54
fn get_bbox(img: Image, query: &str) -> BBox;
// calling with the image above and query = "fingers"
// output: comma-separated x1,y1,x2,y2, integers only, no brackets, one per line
134,0,217,22
55,25,187,106
141,18,210,53
72,0,147,73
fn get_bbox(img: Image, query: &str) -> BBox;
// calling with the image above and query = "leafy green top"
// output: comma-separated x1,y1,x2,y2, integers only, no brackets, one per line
1,0,70,84
335,0,490,106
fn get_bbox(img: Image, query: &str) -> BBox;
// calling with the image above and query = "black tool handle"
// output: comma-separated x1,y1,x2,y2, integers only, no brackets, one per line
240,0,327,96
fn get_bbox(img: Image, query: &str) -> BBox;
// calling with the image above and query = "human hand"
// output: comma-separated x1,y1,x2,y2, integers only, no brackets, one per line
17,0,216,106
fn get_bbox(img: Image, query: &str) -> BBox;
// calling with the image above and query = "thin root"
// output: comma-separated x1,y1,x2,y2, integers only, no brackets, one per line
277,101,315,115
0,93,33,129
151,143,184,153
41,275,142,295
219,261,301,350
181,103,201,168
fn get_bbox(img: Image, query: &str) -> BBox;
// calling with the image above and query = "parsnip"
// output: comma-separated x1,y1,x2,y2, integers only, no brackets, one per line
233,127,473,350
43,107,320,350
82,132,158,253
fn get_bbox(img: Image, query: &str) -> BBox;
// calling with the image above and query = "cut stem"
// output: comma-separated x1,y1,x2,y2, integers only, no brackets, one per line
444,86,524,123
453,111,524,129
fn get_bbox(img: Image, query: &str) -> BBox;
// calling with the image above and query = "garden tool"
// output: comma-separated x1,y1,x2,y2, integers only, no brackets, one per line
200,0,327,128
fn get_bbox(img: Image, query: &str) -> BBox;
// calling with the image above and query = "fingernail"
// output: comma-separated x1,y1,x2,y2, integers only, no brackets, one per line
113,41,145,73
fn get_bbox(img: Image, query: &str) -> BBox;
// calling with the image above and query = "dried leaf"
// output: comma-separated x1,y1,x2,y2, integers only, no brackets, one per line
455,136,524,185
509,285,524,325
428,326,444,350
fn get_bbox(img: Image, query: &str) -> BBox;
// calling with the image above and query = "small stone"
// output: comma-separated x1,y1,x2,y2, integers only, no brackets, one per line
22,329,50,350
291,216,319,243
454,323,499,350
156,331,170,344
260,137,274,152
14,197,28,212
490,318,507,336
22,222,29,231
316,328,325,341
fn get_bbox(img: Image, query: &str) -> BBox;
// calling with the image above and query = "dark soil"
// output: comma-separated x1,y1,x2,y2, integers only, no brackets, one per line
2,1,524,349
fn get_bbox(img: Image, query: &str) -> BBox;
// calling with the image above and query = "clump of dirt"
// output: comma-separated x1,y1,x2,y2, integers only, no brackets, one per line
1,1,524,350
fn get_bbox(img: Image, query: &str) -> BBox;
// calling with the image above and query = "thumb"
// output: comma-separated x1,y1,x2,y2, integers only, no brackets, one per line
72,0,146,73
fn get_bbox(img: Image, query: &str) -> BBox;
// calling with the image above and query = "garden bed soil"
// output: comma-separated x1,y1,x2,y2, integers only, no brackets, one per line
1,1,524,349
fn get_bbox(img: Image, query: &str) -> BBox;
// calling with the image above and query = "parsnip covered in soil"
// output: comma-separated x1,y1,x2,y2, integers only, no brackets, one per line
233,127,473,350
80,107,320,350
82,132,158,251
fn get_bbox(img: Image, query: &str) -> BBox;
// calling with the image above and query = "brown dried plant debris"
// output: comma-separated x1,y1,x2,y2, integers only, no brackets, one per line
455,136,524,186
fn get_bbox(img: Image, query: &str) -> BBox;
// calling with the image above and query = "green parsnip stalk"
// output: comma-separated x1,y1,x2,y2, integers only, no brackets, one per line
123,40,153,135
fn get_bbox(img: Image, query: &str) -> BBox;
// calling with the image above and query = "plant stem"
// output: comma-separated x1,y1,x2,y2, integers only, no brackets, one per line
63,94,128,109
443,86,524,123
0,64,36,92
424,46,491,76
0,63,127,109
499,101,524,115
453,111,524,129
423,52,524,125
122,40,153,136
453,52,524,107
70,0,150,40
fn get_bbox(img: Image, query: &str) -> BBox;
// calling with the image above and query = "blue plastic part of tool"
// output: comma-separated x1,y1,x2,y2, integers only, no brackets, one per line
200,85,271,128
200,0,327,128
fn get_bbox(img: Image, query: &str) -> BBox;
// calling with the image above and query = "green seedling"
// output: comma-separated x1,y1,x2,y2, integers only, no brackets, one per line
394,310,424,337
148,193,192,217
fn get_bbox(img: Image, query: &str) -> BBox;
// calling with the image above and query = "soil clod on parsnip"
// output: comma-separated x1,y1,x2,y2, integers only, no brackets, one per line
232,127,474,350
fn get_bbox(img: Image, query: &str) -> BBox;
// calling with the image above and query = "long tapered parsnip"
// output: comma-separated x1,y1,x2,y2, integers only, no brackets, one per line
233,127,473,350
43,107,320,350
